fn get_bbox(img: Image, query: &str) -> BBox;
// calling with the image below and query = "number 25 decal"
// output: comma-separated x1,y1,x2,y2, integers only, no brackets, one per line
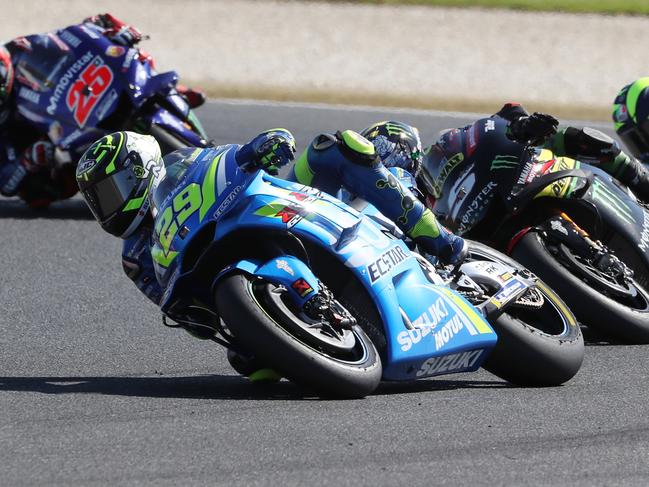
66,57,113,128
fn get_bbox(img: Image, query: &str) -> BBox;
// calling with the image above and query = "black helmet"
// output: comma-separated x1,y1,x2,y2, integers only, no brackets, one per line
77,131,164,238
360,120,423,174
0,46,14,113
613,78,649,162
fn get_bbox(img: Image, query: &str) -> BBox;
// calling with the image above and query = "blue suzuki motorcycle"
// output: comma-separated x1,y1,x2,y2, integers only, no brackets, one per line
151,147,583,398
12,23,209,161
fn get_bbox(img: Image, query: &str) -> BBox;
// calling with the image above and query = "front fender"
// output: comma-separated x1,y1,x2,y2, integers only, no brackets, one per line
213,255,321,308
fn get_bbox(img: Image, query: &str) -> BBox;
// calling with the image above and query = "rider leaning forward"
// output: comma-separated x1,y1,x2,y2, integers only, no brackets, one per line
0,13,204,208
76,123,468,379
415,103,649,209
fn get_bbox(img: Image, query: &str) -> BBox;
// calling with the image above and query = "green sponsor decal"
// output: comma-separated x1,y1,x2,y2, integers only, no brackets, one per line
490,154,519,171
133,165,146,178
199,152,224,222
591,179,634,225
431,152,464,196
153,182,203,267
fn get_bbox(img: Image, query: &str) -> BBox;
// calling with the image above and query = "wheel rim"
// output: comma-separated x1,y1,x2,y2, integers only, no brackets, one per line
247,279,372,365
464,246,572,337
540,238,649,311
554,243,634,298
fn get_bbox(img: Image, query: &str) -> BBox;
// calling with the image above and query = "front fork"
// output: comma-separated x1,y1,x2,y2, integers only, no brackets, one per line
539,213,632,280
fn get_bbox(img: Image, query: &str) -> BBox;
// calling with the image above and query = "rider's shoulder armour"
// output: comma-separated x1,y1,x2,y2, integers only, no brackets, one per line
336,130,381,167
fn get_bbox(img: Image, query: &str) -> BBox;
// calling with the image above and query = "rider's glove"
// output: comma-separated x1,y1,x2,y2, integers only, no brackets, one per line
236,129,296,175
87,13,143,46
109,25,143,47
21,140,55,173
508,112,559,146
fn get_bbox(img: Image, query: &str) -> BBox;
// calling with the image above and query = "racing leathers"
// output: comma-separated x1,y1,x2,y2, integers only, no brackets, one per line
425,103,649,208
497,103,649,201
288,129,467,264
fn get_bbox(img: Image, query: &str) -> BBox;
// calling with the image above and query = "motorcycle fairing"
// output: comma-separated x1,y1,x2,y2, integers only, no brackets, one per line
151,149,496,381
523,151,649,272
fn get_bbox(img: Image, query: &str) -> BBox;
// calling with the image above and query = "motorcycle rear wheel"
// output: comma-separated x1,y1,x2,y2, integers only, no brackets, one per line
512,231,649,343
214,273,382,398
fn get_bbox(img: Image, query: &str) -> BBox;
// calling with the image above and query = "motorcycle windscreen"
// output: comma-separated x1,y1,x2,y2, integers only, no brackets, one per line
150,148,200,214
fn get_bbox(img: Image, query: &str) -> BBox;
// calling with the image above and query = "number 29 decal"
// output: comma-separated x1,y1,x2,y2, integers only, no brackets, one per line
66,56,113,128
155,183,203,258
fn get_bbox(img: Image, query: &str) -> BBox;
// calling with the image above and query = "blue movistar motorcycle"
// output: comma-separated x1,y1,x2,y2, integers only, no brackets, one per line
151,148,583,398
12,23,209,162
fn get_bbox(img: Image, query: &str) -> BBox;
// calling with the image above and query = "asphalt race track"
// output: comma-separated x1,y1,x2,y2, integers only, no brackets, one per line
2,100,649,486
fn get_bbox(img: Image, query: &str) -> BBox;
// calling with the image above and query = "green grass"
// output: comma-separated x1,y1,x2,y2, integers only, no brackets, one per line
328,0,649,15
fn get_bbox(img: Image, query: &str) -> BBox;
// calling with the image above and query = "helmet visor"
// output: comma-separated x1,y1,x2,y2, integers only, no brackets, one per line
82,169,140,221
417,147,447,199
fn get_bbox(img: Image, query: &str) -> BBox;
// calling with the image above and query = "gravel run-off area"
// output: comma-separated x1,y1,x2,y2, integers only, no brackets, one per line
2,0,649,120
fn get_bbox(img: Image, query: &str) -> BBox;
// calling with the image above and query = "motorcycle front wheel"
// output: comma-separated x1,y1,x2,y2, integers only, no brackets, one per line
214,273,382,398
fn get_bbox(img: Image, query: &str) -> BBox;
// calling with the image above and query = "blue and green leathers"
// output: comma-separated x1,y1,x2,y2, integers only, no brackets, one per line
289,130,467,264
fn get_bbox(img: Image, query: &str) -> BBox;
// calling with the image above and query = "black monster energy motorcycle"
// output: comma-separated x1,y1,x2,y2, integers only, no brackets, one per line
423,117,649,343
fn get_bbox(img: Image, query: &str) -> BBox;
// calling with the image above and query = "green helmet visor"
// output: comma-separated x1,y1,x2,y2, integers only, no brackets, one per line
82,169,141,221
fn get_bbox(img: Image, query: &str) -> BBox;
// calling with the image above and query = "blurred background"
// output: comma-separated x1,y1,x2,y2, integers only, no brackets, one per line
2,0,647,120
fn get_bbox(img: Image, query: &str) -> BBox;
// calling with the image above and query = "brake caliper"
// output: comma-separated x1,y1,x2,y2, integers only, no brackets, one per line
303,285,356,330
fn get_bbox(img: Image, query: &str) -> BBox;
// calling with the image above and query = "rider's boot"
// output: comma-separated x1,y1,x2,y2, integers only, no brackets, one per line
227,349,282,383
408,209,468,265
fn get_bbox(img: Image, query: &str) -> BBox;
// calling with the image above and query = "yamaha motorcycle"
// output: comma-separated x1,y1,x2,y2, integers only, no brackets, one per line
12,23,209,165
150,147,583,398
427,117,649,343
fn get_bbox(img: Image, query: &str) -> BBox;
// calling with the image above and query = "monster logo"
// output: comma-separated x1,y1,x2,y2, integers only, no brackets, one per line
491,154,519,171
